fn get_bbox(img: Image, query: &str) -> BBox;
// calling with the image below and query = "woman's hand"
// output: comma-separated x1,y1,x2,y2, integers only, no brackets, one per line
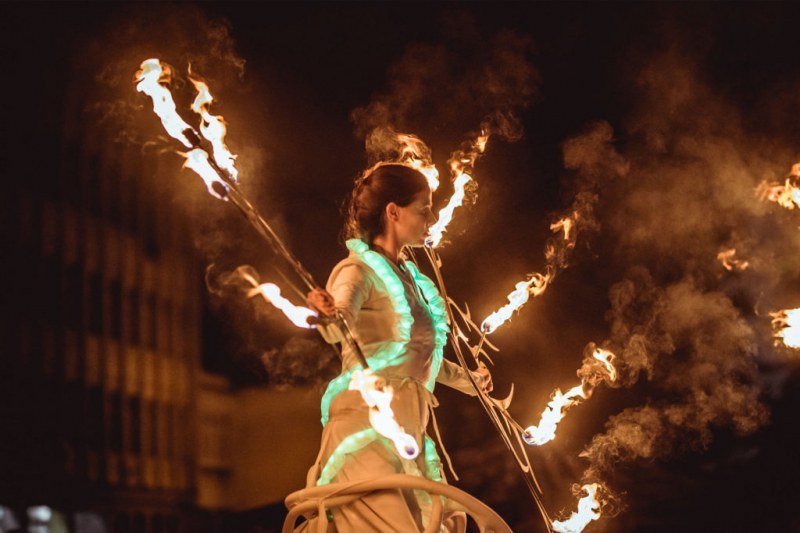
307,288,336,317
472,363,493,394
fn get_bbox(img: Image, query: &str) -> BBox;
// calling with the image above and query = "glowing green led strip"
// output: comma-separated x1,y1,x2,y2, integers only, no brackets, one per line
404,261,449,391
320,239,414,426
317,428,379,485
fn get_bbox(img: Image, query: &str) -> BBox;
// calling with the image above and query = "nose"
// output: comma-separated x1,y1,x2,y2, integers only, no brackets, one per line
426,208,436,226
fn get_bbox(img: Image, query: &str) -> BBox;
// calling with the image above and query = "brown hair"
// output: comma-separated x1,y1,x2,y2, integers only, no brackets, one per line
343,164,429,244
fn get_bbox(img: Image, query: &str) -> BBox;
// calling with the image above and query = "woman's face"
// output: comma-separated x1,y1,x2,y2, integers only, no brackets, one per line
393,189,435,247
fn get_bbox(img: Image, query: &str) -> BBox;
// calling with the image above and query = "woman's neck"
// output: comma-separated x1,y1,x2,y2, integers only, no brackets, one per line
372,235,402,264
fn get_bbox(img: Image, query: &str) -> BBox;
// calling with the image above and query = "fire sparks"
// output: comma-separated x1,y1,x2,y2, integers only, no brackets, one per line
481,274,550,334
756,163,800,210
426,130,490,248
770,308,800,349
189,73,238,180
349,369,419,459
551,483,603,533
717,248,749,272
522,347,617,446
135,59,195,148
238,269,317,329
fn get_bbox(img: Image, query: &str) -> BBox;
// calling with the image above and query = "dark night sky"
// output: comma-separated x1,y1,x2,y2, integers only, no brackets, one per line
7,2,800,531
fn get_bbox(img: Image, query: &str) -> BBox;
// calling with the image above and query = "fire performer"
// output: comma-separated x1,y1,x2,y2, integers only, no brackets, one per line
299,163,493,531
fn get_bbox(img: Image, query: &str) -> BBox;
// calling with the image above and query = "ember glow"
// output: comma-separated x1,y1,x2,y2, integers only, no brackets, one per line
717,248,749,272
426,130,490,248
551,483,602,533
522,347,617,446
189,74,239,180
770,308,800,349
348,369,419,459
135,59,195,148
756,163,800,210
481,273,550,334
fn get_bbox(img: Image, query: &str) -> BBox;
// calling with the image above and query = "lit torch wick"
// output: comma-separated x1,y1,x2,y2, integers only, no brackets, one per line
135,59,195,148
551,483,602,533
189,74,238,181
349,369,419,459
481,274,550,334
426,130,490,248
522,347,616,446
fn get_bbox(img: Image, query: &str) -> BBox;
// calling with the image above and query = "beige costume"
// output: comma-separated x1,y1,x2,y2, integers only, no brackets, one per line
296,241,479,532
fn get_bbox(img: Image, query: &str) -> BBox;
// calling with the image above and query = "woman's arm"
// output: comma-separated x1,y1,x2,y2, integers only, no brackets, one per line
308,262,372,344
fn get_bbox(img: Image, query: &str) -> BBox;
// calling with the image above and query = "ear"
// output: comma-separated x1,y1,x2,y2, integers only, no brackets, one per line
385,202,400,221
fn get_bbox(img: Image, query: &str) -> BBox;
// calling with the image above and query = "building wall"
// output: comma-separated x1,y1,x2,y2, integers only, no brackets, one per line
2,108,202,531
195,376,322,512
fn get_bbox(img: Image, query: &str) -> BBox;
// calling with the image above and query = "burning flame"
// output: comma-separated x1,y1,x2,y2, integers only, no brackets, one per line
349,369,419,459
481,273,550,334
239,270,317,328
135,59,195,148
756,163,800,210
550,216,575,244
770,308,800,349
426,130,490,248
551,483,603,533
189,73,238,180
522,347,617,446
717,248,749,272
395,133,440,191
181,149,229,200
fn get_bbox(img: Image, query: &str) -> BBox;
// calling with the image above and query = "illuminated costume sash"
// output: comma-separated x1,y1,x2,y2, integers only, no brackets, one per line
317,239,450,485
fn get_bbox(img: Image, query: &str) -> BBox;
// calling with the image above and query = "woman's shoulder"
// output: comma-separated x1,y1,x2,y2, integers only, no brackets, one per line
327,254,375,288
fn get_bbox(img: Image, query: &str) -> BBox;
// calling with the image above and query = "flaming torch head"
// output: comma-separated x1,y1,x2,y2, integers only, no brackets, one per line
551,483,603,533
247,282,317,329
188,75,239,181
481,274,550,334
348,369,420,460
182,149,230,200
135,59,195,148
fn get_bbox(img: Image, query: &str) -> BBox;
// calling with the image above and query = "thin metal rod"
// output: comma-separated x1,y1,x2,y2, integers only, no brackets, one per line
184,130,370,369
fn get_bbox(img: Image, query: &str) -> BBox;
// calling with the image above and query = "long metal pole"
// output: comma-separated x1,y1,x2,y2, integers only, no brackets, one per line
183,128,370,369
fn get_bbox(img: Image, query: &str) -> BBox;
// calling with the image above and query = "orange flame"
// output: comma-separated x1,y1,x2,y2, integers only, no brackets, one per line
135,59,194,148
426,130,490,248
240,271,317,329
189,74,238,180
770,308,800,349
756,163,800,210
349,369,419,459
481,273,550,334
550,216,575,243
181,149,229,200
395,133,440,191
717,248,749,272
551,483,603,533
523,347,616,446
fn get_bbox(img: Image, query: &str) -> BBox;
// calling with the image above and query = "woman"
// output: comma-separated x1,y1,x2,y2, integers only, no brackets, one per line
302,163,492,532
